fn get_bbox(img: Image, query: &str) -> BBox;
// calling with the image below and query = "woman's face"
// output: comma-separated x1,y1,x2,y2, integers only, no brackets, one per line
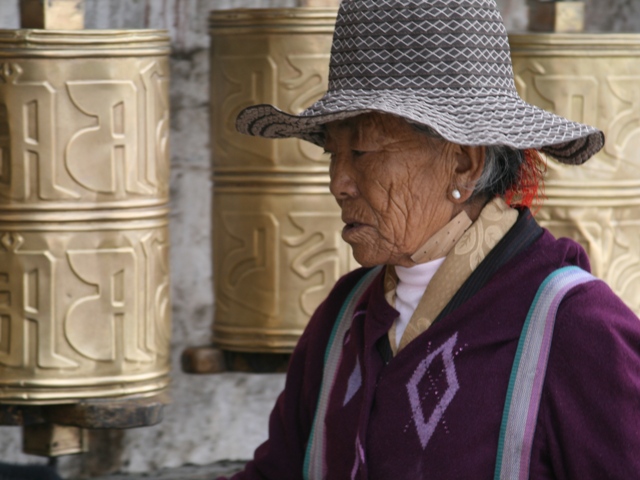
325,113,462,267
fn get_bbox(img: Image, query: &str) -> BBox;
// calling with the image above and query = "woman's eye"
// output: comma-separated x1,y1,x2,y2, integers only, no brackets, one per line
322,149,368,158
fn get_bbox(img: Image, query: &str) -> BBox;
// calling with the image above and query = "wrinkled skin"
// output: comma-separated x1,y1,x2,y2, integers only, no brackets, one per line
325,112,486,268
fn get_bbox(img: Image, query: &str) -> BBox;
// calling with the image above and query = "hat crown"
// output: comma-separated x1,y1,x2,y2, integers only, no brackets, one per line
329,0,516,91
235,0,604,166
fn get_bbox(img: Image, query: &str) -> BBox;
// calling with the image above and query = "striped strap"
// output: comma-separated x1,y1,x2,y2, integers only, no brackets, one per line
495,266,597,480
304,266,383,480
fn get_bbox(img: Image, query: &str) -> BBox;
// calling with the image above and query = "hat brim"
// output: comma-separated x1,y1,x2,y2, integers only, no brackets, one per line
236,87,604,165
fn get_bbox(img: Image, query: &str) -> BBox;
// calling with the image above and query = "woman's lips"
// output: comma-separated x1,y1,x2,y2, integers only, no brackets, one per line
342,221,367,239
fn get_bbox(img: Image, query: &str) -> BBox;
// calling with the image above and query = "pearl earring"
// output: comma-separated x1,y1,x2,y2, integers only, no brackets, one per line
452,189,461,200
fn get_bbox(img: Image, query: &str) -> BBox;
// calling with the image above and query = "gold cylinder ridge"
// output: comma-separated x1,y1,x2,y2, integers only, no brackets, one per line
0,29,172,404
210,8,358,353
510,34,640,316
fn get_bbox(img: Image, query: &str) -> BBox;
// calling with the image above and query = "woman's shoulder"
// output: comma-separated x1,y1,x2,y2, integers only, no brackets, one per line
556,276,640,344
531,229,592,271
528,230,638,332
319,266,379,310
537,275,640,477
332,266,378,295
295,266,382,352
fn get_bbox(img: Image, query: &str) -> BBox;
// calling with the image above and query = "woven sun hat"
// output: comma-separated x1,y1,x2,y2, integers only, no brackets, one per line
236,0,604,165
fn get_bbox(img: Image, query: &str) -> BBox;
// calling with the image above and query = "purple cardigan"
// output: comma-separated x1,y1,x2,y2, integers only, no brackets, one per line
222,229,640,479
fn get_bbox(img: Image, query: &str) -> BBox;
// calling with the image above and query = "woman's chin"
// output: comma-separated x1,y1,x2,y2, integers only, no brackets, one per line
343,230,397,267
350,246,386,268
354,258,378,268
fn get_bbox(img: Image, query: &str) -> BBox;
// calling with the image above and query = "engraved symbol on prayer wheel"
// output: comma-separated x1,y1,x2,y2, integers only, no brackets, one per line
0,29,172,404
510,33,640,316
209,9,358,354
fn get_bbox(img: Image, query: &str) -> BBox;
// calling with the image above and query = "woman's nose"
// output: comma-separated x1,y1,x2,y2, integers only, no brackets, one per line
329,153,358,200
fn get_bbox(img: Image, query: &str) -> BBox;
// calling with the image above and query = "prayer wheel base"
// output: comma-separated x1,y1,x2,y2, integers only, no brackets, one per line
181,346,290,374
23,424,89,457
0,393,168,457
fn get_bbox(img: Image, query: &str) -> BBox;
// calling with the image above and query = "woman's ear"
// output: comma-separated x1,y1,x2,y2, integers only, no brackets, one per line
451,145,485,202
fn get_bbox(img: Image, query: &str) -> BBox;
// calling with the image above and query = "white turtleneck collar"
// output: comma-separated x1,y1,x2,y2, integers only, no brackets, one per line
393,257,446,348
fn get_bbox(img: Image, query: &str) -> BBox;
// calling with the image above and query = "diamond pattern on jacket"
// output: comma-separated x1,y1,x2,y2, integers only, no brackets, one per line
406,333,460,450
343,357,362,406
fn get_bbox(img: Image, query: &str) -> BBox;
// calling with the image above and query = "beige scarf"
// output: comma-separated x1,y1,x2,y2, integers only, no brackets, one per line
385,198,518,354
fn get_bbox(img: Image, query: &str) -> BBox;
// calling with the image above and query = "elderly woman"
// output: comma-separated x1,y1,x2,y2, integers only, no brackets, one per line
223,0,640,479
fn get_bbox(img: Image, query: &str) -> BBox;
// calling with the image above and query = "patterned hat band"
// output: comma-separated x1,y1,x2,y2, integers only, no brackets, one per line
236,0,604,165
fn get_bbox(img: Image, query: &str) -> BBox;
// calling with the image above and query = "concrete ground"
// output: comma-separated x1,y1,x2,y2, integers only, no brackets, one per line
0,461,245,480
82,462,245,480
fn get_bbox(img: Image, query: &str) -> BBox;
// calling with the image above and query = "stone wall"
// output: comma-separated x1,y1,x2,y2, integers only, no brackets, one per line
0,0,638,478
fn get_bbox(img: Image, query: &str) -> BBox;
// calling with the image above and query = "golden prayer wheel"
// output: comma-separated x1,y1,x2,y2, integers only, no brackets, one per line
0,29,172,404
510,34,640,316
209,8,357,354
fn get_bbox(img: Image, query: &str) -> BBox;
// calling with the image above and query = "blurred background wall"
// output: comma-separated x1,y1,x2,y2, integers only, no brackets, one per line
0,0,638,477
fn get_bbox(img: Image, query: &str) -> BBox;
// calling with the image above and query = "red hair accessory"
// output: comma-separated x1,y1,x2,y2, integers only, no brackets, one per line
504,149,547,212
